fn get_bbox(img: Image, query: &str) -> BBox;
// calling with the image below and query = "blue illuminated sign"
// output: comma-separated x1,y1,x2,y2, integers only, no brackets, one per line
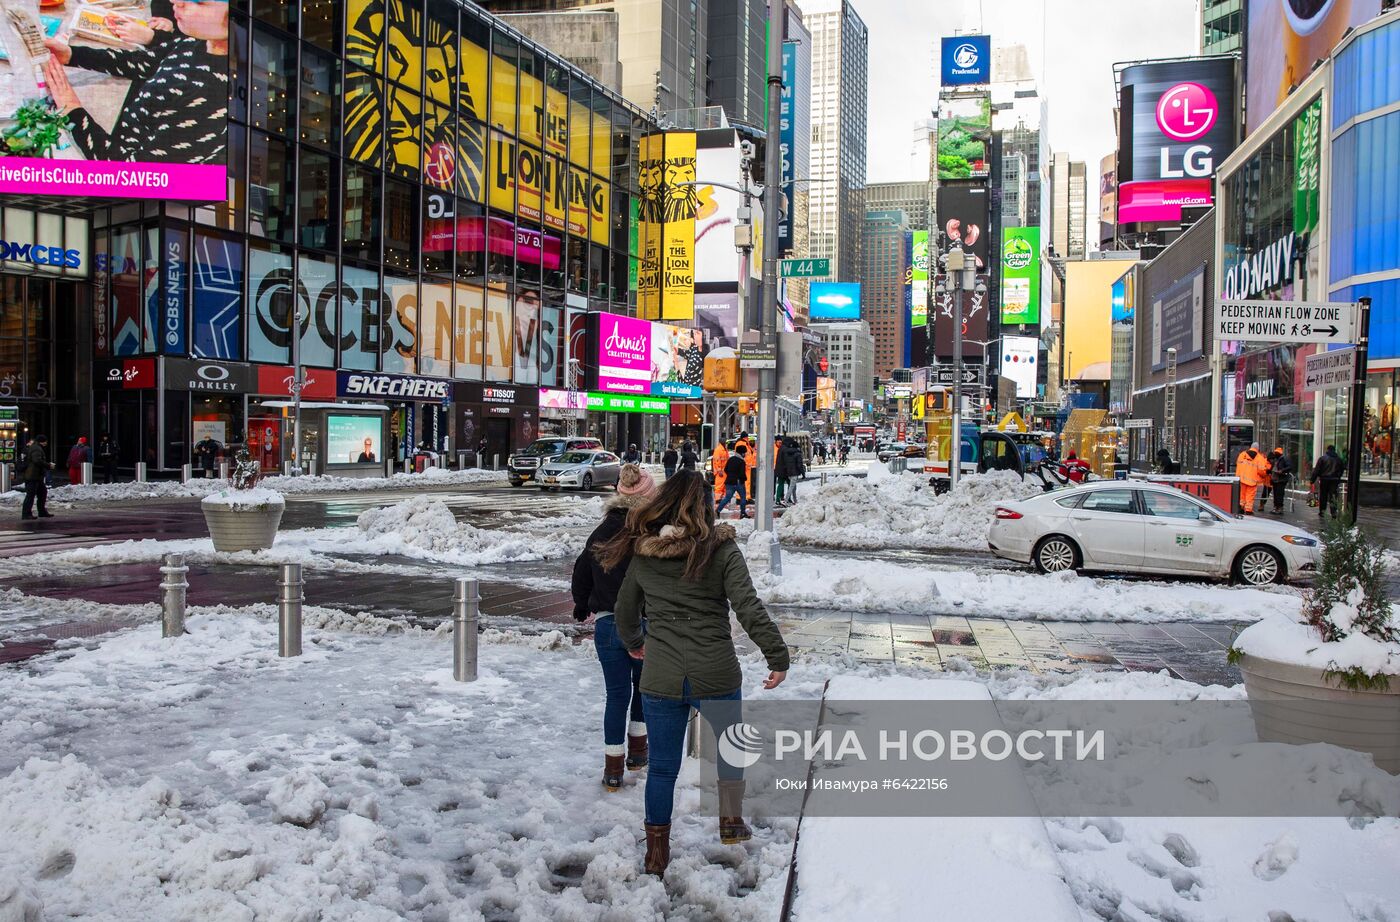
940,35,991,86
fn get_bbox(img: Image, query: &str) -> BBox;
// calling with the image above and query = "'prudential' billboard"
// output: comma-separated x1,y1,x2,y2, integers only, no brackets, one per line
1000,227,1040,325
940,35,991,86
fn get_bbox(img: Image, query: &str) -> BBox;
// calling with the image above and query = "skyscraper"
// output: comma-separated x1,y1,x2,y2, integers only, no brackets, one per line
862,208,912,378
707,0,767,127
1050,153,1087,259
782,4,813,325
482,0,708,114
805,0,869,284
1201,0,1244,54
991,44,1048,228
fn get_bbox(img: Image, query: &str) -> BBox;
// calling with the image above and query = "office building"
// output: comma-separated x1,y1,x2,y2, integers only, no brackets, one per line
492,9,624,91
862,209,913,378
1050,154,1087,258
782,4,813,325
1201,0,1244,55
811,321,876,406
805,0,869,283
482,0,708,114
865,181,930,233
706,0,767,128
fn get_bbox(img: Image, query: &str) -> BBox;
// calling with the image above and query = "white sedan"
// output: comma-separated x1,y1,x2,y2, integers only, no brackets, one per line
987,481,1320,586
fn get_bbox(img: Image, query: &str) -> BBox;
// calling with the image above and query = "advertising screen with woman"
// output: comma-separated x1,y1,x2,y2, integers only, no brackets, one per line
0,0,228,199
326,415,383,465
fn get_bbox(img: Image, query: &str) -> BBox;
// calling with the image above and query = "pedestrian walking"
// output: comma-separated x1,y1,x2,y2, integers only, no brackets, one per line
710,440,729,501
571,463,658,792
598,470,790,876
194,435,223,478
20,435,55,520
66,437,91,485
623,443,642,464
715,443,750,518
679,441,698,472
1268,447,1292,515
661,445,678,480
1235,442,1268,514
95,433,118,483
775,434,805,506
1310,445,1344,518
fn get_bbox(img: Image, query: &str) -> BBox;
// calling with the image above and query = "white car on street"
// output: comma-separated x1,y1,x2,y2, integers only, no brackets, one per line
987,481,1320,586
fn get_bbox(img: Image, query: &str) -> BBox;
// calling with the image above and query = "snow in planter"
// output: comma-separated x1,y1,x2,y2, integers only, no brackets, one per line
200,487,286,511
777,469,1044,551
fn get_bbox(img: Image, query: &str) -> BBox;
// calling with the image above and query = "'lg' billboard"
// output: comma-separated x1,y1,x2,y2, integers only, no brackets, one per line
1116,58,1237,224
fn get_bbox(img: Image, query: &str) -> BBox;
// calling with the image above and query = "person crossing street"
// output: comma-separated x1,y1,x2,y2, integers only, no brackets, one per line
1235,442,1268,515
1268,447,1292,515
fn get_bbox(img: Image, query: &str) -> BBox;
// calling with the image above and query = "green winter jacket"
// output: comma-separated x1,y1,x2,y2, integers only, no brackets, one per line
614,523,790,699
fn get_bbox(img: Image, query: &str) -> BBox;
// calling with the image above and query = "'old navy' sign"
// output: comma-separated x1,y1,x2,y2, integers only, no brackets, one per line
339,371,450,402
1221,232,1295,301
0,240,81,269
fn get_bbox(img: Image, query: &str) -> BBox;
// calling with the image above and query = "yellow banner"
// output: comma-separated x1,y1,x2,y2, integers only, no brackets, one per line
386,0,421,92
542,155,566,231
544,87,569,158
660,132,697,320
637,132,663,319
590,177,610,247
566,167,590,238
488,130,514,214
490,131,543,222
569,100,590,168
490,55,516,136
519,71,543,147
459,38,487,120
591,111,611,177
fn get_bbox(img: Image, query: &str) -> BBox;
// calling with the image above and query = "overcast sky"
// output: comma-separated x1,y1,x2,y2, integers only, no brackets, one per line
856,0,1201,184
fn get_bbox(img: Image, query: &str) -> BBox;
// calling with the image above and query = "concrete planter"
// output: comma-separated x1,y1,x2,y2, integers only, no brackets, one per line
201,500,284,552
1238,652,1400,773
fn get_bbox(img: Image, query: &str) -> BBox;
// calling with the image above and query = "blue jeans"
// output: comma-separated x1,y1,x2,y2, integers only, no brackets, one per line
641,680,742,826
593,615,643,747
715,481,747,515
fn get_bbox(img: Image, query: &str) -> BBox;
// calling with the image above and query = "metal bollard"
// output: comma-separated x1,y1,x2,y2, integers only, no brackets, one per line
821,472,828,486
219,459,230,481
135,462,147,483
306,457,317,477
181,463,192,484
453,577,480,682
457,450,468,469
81,461,93,485
160,552,188,638
278,563,303,657
1,463,10,494
492,454,500,471
283,460,295,477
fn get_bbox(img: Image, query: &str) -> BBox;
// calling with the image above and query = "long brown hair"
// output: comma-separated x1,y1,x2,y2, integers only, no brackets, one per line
595,470,720,580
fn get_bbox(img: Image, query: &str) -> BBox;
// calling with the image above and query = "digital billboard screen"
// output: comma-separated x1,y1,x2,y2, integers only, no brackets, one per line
326,415,383,465
1117,58,1237,224
0,1,230,200
650,323,705,399
1000,336,1039,398
810,282,861,320
940,35,990,86
933,185,990,358
1000,226,1040,325
911,230,930,328
1246,0,1379,135
936,94,991,180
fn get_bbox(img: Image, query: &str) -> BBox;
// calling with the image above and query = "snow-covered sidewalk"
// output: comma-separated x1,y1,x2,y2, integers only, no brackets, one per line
0,466,507,506
0,600,1397,921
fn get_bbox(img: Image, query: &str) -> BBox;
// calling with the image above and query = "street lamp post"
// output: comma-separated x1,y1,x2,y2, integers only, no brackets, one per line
943,247,979,490
290,305,305,477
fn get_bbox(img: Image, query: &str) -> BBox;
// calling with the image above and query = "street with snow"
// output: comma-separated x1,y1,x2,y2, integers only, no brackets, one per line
0,460,1397,921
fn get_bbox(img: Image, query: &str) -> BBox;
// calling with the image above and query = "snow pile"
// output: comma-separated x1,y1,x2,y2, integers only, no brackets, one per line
779,470,1043,550
0,467,507,506
751,551,1298,622
354,496,581,566
200,487,285,510
1233,606,1400,677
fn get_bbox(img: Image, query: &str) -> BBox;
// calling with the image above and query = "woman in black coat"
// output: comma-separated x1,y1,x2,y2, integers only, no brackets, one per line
571,464,658,791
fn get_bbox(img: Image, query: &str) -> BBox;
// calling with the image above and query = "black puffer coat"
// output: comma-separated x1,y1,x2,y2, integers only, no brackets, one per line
570,492,652,616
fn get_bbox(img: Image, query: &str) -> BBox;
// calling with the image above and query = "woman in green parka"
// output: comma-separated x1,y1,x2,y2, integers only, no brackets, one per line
597,470,790,876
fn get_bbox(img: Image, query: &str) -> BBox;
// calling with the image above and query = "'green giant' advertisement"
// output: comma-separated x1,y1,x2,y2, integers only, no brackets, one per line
1000,226,1040,325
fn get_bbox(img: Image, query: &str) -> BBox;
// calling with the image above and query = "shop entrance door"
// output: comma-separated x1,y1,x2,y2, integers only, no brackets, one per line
484,418,511,468
247,417,283,473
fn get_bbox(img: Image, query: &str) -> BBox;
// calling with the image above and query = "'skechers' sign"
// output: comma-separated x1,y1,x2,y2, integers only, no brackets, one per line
338,372,450,402
1216,300,1358,345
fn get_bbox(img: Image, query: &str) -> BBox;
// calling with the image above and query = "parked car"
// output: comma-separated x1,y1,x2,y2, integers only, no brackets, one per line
877,442,907,463
537,450,622,491
507,437,602,487
987,481,1320,586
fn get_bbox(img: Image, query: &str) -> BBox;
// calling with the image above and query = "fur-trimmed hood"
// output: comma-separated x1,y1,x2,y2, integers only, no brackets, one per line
634,523,737,559
604,491,654,513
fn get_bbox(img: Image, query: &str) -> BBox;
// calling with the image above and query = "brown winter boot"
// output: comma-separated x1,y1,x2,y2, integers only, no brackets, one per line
718,780,752,844
644,823,671,876
626,732,649,770
603,753,625,792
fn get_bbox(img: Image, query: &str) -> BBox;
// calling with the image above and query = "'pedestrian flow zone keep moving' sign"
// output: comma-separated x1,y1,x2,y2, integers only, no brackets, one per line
1216,300,1358,345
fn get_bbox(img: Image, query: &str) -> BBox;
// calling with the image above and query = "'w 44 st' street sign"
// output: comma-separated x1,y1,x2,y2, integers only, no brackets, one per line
780,258,831,278
1216,300,1359,345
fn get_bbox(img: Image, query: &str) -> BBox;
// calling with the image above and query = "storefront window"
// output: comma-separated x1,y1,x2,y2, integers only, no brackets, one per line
248,246,293,364
296,254,338,368
164,391,190,469
1363,370,1396,478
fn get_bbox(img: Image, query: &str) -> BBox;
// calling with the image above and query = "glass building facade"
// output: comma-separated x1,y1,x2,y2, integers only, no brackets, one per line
79,0,652,472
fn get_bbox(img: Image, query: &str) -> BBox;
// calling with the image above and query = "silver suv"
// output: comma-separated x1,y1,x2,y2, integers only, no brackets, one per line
508,437,603,486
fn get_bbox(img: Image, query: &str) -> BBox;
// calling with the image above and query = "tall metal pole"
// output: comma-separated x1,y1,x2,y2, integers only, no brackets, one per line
291,304,304,477
756,0,783,540
948,247,966,490
1345,297,1372,524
